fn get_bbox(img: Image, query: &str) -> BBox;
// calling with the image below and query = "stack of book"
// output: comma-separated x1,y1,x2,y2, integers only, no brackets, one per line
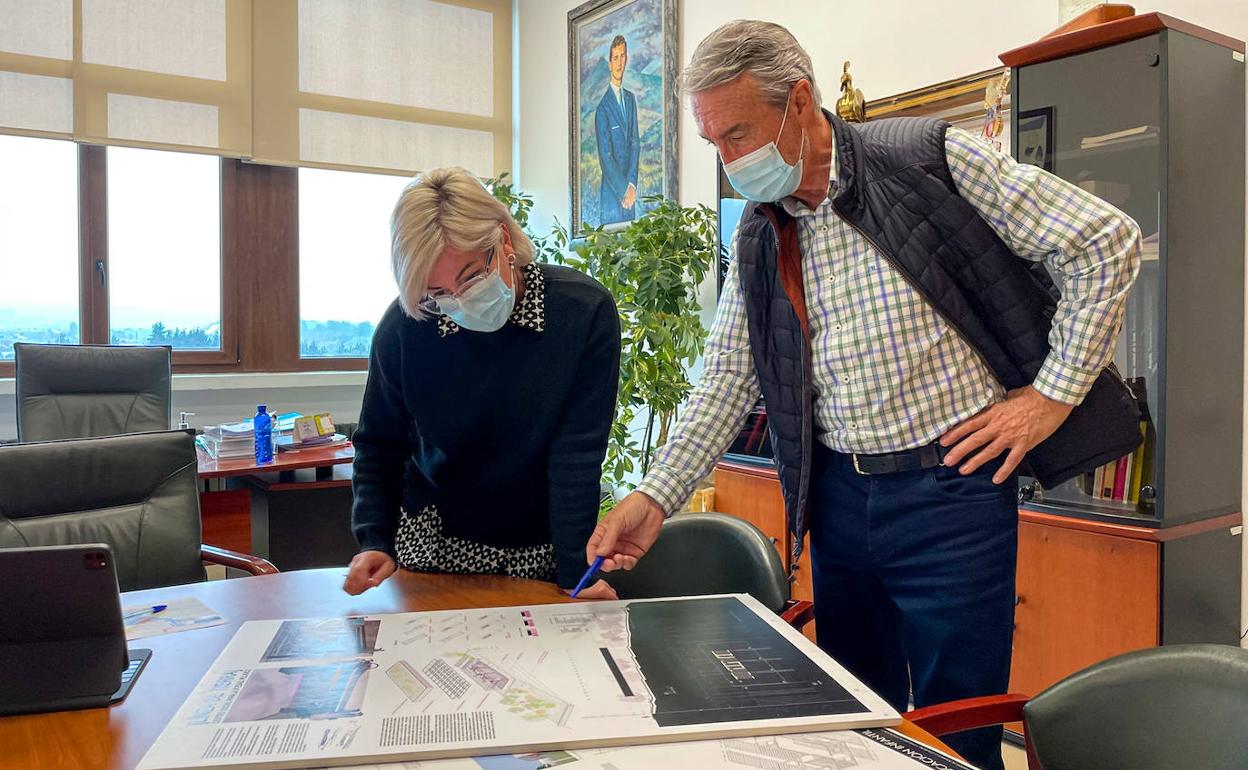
1083,448,1146,504
1079,377,1156,505
196,421,255,460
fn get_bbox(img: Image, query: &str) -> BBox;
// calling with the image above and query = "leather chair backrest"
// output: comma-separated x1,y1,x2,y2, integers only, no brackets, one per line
15,343,172,442
604,512,790,612
0,430,205,590
1024,644,1248,770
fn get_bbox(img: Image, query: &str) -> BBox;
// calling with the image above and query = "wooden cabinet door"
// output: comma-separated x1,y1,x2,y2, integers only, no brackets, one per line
1010,520,1160,702
713,465,786,561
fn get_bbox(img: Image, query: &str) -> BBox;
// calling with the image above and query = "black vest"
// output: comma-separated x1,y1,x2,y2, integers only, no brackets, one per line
736,114,1062,561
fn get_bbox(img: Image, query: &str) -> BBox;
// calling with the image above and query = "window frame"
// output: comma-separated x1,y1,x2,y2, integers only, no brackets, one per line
0,143,237,378
0,149,401,378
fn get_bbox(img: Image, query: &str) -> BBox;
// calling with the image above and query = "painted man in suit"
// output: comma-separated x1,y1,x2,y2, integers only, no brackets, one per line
594,34,640,225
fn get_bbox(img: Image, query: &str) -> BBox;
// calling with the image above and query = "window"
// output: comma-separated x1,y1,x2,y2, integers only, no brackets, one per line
106,146,222,351
0,134,80,360
298,167,409,358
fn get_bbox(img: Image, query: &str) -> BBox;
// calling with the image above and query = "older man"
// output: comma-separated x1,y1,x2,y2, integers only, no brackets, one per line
585,20,1140,770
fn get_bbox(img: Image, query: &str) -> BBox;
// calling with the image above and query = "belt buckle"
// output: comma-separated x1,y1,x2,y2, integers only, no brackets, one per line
852,454,866,475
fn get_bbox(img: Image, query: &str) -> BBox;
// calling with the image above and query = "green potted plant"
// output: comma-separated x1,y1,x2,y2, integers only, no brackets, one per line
487,176,719,508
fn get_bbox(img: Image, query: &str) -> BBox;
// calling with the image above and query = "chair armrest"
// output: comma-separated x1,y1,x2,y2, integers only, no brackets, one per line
904,693,1029,737
780,599,816,630
201,544,279,576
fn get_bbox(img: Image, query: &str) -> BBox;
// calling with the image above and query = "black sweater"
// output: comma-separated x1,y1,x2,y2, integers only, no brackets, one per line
351,263,620,588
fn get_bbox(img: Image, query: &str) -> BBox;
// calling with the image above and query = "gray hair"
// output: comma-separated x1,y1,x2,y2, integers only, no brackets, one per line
681,20,822,109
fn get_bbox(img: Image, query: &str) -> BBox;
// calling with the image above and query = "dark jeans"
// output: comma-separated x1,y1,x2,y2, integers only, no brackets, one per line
809,443,1018,770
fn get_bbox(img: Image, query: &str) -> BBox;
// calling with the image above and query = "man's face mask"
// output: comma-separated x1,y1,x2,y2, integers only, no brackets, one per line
722,90,806,202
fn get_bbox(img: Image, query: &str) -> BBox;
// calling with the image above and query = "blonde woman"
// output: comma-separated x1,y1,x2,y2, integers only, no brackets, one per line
344,167,620,598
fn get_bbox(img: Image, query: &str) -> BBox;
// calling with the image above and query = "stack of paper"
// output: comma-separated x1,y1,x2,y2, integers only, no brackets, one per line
1141,231,1159,262
197,421,255,460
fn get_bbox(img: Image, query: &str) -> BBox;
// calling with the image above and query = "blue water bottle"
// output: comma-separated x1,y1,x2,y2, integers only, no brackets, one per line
254,404,274,464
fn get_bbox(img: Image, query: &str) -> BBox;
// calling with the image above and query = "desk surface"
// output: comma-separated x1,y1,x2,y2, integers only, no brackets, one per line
0,570,957,770
196,443,354,479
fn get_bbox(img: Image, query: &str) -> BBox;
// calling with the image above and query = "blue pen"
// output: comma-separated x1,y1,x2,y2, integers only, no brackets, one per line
123,604,168,620
570,556,605,598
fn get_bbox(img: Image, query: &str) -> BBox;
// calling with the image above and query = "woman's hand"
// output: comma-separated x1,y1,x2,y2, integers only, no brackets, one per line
343,550,397,595
565,579,618,601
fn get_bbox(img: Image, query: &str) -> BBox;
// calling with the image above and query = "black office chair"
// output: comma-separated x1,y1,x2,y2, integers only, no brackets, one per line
602,512,814,630
905,644,1248,769
0,430,275,591
14,343,172,442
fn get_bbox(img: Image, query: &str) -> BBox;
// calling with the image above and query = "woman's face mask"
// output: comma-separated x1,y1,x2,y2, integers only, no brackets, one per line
422,248,516,332
444,265,515,332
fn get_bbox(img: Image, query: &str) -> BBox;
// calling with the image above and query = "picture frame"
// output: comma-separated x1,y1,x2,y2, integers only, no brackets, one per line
865,67,1013,153
1016,106,1055,172
567,0,678,238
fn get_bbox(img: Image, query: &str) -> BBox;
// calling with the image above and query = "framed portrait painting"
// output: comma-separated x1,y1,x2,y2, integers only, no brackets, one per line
568,0,677,238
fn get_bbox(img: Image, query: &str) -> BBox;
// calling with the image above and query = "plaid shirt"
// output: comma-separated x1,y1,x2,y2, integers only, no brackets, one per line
638,128,1141,515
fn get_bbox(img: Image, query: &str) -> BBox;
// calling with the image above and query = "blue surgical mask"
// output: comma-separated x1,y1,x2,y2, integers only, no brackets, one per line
445,266,516,332
723,93,806,202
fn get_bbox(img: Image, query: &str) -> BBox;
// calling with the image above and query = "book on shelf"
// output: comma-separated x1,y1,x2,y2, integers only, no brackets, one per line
1076,379,1156,507
1101,460,1116,499
1111,455,1128,501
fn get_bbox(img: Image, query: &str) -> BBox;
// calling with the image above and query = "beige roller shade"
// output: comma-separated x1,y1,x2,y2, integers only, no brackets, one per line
0,0,74,138
0,0,251,155
0,0,510,173
252,0,511,176
73,0,252,156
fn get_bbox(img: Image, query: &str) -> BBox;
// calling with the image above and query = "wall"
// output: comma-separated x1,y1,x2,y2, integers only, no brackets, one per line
0,373,366,440
514,0,1248,641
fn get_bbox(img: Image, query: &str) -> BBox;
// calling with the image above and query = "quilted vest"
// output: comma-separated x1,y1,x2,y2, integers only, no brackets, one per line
736,114,1061,562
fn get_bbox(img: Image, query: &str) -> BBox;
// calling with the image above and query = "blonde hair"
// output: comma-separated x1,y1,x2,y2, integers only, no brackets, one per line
390,166,535,320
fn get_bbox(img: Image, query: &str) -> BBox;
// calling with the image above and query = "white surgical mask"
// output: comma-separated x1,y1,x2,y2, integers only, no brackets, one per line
444,267,516,332
722,92,806,202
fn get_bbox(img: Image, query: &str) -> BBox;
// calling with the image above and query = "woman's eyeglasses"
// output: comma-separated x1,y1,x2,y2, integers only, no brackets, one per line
419,248,497,316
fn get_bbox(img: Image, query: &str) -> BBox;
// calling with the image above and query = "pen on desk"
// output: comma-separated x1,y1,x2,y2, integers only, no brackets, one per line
570,556,604,598
123,604,168,620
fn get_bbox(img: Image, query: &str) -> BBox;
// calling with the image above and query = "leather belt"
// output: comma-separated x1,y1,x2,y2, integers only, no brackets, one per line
850,442,948,476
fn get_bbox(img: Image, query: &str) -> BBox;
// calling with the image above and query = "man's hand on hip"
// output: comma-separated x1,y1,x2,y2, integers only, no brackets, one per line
940,385,1074,484
586,491,665,572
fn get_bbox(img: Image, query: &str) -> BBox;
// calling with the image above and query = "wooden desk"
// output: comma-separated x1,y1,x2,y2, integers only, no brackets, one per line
197,445,355,557
0,570,958,770
243,465,356,569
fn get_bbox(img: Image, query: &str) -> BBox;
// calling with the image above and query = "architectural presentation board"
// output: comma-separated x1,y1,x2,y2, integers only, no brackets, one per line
136,595,899,769
337,726,979,769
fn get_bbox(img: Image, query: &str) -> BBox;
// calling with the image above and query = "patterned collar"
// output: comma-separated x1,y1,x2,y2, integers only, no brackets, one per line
437,262,546,337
